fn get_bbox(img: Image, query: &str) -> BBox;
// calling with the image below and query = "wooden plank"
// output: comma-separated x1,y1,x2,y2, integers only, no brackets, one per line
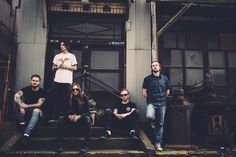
151,1,158,61
0,132,22,152
139,129,155,157
157,2,193,38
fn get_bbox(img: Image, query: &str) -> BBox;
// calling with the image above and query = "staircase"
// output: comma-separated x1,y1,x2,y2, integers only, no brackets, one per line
0,123,155,157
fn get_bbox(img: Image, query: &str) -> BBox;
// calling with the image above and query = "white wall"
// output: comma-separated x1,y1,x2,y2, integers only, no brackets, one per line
126,0,151,120
15,0,47,90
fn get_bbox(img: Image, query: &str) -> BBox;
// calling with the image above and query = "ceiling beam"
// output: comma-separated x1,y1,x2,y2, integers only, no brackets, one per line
157,2,193,38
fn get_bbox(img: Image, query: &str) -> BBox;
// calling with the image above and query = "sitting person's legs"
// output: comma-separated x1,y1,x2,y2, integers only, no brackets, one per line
24,108,42,137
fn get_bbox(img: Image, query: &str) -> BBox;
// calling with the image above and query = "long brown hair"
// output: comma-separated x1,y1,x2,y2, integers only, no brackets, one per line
70,83,84,110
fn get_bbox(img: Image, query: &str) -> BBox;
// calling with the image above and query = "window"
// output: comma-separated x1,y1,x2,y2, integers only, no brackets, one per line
161,32,236,93
209,51,225,67
185,50,203,67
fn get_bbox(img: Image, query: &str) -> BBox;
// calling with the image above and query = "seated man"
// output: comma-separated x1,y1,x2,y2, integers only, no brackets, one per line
100,89,139,139
57,83,91,153
14,74,46,139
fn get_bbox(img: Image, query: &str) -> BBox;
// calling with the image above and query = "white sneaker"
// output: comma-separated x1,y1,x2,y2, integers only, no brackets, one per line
155,142,163,151
20,122,25,125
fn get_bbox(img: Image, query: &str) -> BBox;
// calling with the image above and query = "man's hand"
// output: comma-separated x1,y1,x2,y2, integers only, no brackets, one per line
73,115,81,122
19,108,25,115
114,113,123,120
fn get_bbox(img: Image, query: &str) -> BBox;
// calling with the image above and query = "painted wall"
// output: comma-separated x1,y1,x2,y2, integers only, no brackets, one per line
15,0,47,90
126,0,151,120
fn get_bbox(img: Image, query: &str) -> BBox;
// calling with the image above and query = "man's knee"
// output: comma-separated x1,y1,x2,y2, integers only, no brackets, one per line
146,104,155,120
105,108,112,115
58,116,65,123
156,122,163,128
33,108,42,113
85,116,91,124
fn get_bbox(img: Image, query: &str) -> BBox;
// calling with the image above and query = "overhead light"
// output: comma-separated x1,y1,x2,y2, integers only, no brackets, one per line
103,5,111,12
83,4,90,11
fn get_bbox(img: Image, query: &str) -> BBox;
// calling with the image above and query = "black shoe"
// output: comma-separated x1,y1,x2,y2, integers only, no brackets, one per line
100,131,111,140
80,147,89,153
57,146,63,153
21,134,30,144
130,130,138,139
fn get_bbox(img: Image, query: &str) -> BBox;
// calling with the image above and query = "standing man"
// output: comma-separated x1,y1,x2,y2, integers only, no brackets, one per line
52,41,77,151
14,74,45,139
100,89,139,139
142,61,170,151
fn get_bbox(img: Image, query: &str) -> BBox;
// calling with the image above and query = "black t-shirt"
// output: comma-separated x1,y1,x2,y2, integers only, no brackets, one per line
113,101,136,114
21,86,45,104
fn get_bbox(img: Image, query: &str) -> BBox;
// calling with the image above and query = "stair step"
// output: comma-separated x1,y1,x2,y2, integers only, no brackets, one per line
1,149,146,157
15,137,142,150
31,126,132,138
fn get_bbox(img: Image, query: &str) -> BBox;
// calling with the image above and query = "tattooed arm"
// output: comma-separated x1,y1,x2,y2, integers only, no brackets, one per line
34,97,45,108
14,91,45,109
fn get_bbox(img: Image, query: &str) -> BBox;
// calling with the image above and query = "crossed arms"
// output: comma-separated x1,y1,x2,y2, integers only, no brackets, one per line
14,90,45,109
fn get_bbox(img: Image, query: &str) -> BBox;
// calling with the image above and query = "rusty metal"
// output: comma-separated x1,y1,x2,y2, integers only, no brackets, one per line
157,2,193,38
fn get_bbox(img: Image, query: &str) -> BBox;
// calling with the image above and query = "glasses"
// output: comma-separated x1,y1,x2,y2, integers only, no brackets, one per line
121,94,128,97
72,88,79,91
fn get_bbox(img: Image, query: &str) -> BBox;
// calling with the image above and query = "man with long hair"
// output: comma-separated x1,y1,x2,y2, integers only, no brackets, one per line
51,41,77,151
58,83,91,153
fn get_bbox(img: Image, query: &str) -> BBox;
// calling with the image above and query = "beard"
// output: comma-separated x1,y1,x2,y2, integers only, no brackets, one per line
31,84,40,89
152,69,160,73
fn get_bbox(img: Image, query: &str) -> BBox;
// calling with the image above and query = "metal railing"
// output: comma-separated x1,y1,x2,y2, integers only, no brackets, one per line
74,65,120,99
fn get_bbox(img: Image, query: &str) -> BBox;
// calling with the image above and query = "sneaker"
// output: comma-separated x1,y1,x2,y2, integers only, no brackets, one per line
21,134,30,144
80,147,89,153
129,130,138,139
57,146,63,153
100,130,111,140
48,119,57,123
155,142,163,151
151,121,155,129
20,122,26,125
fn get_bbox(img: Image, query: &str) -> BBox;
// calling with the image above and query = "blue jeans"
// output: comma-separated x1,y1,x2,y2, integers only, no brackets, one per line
146,102,166,144
24,109,42,136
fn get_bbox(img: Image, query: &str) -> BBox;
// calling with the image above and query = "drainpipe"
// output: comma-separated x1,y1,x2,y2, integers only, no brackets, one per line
150,1,158,62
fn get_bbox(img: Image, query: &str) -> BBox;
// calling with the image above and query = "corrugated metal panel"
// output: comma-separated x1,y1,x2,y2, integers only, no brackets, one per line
15,0,48,90
126,0,151,120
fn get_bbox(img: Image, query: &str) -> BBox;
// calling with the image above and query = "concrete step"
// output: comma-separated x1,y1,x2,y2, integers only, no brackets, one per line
0,149,147,157
15,137,142,150
31,126,131,138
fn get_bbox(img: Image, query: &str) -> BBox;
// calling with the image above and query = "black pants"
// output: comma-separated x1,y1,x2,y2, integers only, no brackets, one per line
104,108,139,132
53,82,70,117
57,115,91,147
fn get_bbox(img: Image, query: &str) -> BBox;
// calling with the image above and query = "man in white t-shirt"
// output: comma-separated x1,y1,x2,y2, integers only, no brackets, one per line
52,41,77,152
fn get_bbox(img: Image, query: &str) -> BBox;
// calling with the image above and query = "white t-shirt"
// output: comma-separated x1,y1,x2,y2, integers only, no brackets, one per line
53,52,77,84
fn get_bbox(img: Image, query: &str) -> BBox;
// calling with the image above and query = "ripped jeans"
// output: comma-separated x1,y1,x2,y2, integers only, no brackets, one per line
146,102,166,144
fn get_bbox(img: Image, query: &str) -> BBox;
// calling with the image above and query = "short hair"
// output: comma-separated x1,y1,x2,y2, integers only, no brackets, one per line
31,74,41,81
151,61,160,66
120,88,129,94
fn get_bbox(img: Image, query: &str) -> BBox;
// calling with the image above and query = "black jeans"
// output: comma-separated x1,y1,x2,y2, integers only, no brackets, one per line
53,82,70,117
104,108,139,132
57,115,91,147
